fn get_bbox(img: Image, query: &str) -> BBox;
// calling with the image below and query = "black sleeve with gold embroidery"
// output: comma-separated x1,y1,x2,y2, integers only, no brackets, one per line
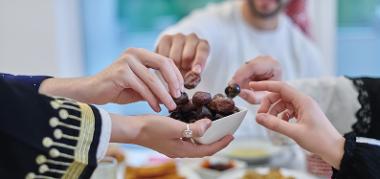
0,79,102,179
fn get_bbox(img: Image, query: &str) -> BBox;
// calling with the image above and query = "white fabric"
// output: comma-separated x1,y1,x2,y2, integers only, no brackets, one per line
356,137,380,147
159,0,328,138
96,107,112,161
289,77,361,134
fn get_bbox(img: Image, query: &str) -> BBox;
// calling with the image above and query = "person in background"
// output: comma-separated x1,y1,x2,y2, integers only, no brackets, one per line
155,0,328,138
231,56,380,178
0,48,233,179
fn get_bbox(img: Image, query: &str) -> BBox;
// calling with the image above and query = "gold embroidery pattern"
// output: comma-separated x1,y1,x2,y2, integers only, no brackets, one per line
62,104,95,179
25,97,97,179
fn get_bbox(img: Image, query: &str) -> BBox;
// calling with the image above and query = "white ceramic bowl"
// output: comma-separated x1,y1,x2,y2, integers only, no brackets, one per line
194,107,247,144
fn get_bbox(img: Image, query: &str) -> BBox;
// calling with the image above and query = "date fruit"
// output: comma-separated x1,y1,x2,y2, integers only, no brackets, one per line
173,92,189,105
169,90,239,123
184,71,201,89
192,91,212,106
225,83,241,98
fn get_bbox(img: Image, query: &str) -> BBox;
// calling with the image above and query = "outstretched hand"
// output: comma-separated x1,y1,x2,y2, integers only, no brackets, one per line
250,81,345,169
110,114,234,158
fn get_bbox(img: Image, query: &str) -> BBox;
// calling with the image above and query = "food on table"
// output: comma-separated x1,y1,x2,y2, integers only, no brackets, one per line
105,145,126,163
228,148,269,159
201,159,235,172
170,91,239,123
242,168,295,179
184,71,201,89
125,161,185,179
225,83,241,98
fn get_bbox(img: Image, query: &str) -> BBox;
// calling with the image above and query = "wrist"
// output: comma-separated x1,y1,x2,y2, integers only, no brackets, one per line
110,114,144,144
321,136,345,169
39,77,95,103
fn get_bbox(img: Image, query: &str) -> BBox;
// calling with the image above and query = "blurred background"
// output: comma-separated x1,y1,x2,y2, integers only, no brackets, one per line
1,0,380,177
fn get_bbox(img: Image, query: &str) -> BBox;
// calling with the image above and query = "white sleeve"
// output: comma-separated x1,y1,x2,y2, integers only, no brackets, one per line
96,107,112,161
288,77,360,134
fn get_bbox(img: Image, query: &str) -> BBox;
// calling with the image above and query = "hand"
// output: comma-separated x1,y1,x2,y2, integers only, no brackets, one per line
250,81,345,169
156,33,210,76
40,48,183,112
111,114,234,158
230,56,282,104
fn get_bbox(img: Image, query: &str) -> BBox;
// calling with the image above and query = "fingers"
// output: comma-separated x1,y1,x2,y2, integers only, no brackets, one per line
157,33,209,75
182,33,200,71
191,40,209,74
229,63,252,89
156,35,172,58
169,34,185,67
128,48,182,98
127,73,161,112
249,81,303,105
268,100,295,118
169,59,185,91
256,113,296,139
127,57,177,111
258,93,281,113
239,89,268,104
189,118,212,138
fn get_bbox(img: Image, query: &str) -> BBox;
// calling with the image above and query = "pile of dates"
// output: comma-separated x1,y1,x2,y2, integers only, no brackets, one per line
169,84,241,123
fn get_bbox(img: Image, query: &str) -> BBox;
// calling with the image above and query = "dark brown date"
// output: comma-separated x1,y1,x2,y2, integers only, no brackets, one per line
181,101,197,113
173,92,189,105
213,93,225,100
214,113,224,120
192,91,212,106
225,83,241,98
208,97,235,114
184,71,201,89
197,106,213,119
169,90,238,122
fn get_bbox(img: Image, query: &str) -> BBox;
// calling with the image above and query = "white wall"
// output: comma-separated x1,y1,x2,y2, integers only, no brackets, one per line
307,0,337,75
0,0,83,77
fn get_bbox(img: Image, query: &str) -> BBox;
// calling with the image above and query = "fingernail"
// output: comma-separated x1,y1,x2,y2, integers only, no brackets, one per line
155,106,161,113
169,102,177,111
205,120,212,128
240,90,247,98
256,114,266,121
192,64,202,74
175,89,181,98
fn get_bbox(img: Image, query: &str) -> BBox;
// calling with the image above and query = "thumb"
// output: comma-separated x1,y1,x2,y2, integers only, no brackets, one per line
256,113,295,138
191,40,210,74
190,118,212,137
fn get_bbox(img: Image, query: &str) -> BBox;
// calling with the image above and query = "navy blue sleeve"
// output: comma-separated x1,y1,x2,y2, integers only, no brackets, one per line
332,132,380,179
0,73,52,93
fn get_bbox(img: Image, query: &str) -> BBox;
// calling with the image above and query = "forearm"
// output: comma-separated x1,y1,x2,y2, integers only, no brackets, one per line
39,77,96,103
320,136,345,170
109,113,143,144
0,73,52,92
